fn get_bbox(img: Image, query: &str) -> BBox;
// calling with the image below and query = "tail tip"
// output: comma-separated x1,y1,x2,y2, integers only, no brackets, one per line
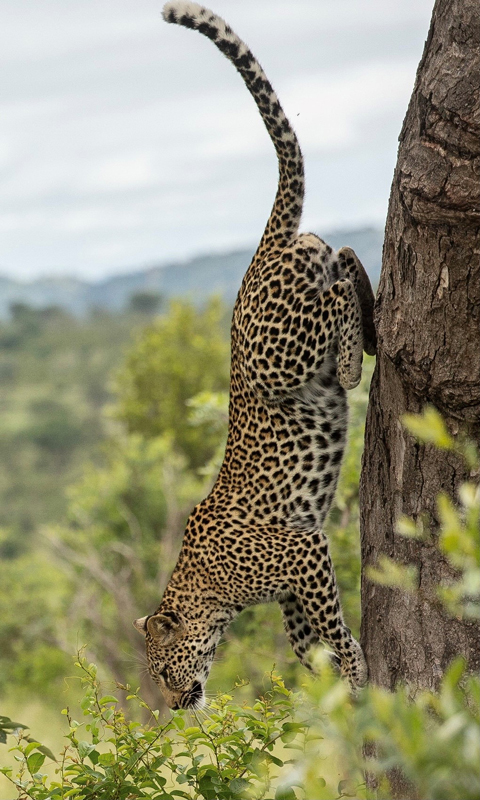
162,2,206,24
162,7,176,24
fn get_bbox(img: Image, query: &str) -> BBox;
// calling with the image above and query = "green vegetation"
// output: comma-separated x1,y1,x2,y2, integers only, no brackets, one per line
0,305,133,547
113,298,230,469
2,658,309,800
2,645,479,798
1,299,478,799
367,408,480,621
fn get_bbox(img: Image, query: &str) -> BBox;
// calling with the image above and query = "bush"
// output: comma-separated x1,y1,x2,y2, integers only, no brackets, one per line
113,299,230,470
299,652,480,800
2,652,479,800
1,656,308,800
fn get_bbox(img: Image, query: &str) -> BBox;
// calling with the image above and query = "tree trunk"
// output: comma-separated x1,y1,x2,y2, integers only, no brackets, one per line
360,0,480,709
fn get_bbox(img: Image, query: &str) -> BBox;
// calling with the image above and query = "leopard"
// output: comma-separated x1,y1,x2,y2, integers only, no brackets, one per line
133,0,376,711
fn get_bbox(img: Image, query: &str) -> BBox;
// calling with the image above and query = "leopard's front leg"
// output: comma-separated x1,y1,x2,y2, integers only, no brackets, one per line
284,532,367,689
279,593,320,670
279,593,346,674
227,527,367,689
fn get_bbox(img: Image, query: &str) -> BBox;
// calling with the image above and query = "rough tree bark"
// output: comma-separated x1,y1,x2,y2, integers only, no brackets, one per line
360,0,480,720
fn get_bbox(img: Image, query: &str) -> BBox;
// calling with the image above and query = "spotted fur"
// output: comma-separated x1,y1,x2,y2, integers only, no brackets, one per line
134,1,376,709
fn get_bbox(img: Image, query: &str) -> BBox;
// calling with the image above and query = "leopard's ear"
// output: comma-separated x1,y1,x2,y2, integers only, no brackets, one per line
146,610,187,644
133,616,149,636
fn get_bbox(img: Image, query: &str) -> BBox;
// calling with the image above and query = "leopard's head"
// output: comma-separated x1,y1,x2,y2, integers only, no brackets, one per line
133,608,216,709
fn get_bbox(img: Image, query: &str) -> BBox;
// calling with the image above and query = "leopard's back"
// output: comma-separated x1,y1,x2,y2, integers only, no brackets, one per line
210,235,350,532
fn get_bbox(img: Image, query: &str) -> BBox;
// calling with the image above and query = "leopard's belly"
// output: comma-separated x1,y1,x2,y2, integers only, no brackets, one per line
210,358,347,531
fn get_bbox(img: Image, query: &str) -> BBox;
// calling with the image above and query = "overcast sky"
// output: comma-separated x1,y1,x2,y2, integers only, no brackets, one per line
1,0,434,281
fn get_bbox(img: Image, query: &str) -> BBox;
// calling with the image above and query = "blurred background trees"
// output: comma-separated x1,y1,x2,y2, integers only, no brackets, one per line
113,298,230,469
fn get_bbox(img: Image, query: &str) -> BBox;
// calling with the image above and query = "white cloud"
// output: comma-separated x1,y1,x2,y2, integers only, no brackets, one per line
0,0,434,279
283,60,418,151
80,153,157,193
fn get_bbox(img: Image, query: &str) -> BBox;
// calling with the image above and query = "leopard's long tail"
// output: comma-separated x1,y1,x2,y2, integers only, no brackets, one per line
162,1,304,260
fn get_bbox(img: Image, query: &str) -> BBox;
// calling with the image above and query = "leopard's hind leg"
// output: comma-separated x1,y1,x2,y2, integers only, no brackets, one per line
241,233,365,398
337,246,376,356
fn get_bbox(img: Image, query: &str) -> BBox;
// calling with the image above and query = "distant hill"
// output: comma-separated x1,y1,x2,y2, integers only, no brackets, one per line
0,226,383,318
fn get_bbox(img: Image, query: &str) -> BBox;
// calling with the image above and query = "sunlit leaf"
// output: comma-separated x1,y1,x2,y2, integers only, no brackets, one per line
403,407,454,449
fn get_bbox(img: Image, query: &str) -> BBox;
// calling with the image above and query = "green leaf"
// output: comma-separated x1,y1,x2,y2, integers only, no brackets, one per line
275,787,298,800
99,695,119,705
0,718,28,731
367,555,418,592
98,752,115,766
184,725,201,736
37,743,58,762
198,775,220,800
403,408,454,449
24,740,42,756
225,777,247,795
267,753,284,767
176,773,192,784
27,751,46,774
173,714,185,730
0,767,12,777
281,722,307,732
78,741,92,759
396,515,425,539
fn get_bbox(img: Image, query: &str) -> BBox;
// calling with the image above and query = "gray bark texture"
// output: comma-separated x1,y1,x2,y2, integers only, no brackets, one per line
360,0,480,708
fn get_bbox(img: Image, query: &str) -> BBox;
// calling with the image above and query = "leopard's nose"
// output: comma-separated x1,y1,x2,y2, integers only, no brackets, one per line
171,701,180,711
